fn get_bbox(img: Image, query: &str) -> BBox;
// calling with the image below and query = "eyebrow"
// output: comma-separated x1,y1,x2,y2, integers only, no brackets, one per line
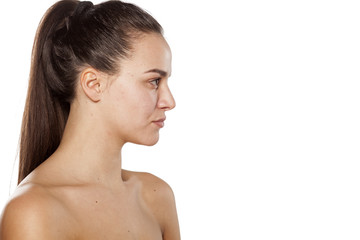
144,68,169,77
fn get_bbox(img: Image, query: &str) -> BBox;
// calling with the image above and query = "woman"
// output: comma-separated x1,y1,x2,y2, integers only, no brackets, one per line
0,0,180,239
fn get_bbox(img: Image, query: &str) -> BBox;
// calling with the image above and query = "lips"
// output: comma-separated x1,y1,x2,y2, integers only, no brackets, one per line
153,117,166,128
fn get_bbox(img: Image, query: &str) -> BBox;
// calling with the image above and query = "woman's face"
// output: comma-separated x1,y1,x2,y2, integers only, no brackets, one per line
101,33,175,146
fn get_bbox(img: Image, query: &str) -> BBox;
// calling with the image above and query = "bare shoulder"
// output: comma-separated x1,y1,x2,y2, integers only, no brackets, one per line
0,183,74,240
123,170,181,240
123,170,175,203
129,170,172,190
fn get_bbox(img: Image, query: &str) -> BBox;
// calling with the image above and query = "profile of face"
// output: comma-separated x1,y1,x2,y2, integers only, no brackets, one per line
96,33,175,146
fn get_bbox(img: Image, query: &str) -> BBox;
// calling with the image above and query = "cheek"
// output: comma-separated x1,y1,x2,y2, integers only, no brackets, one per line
117,86,158,120
135,91,158,117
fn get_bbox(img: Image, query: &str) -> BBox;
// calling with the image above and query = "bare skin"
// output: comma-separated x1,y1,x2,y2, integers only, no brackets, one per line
0,33,180,240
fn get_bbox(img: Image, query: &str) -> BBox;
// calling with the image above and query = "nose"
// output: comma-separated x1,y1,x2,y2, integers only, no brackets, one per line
157,84,176,111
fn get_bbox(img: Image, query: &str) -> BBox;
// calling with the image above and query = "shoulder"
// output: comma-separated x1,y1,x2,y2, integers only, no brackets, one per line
124,170,175,203
123,170,180,240
0,183,74,240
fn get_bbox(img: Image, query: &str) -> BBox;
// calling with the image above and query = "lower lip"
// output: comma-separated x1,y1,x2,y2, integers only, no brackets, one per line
153,121,165,128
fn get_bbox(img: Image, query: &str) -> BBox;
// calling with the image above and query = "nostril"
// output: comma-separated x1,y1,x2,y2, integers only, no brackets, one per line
157,92,176,110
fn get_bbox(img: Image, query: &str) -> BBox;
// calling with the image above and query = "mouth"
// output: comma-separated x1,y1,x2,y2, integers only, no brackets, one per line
152,117,166,128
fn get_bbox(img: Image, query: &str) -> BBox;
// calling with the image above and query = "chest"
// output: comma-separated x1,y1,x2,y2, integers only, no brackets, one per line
63,188,163,240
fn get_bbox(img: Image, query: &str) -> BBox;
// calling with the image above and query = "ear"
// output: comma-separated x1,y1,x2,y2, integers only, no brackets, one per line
80,68,102,102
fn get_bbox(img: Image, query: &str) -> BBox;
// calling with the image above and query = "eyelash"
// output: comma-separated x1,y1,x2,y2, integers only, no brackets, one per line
150,78,161,88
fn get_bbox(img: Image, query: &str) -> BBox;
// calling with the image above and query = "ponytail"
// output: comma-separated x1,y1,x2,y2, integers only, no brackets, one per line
18,1,78,183
18,0,163,183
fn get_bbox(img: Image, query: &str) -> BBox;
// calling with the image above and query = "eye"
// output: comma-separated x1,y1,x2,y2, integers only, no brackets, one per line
150,78,161,89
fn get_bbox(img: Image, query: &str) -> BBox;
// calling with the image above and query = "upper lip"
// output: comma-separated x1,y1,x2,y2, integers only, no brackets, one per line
153,117,166,122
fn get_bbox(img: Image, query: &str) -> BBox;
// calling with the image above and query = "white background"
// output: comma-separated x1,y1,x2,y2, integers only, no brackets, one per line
1,0,359,239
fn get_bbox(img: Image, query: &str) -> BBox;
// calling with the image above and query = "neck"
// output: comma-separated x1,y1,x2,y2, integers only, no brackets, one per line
50,104,125,187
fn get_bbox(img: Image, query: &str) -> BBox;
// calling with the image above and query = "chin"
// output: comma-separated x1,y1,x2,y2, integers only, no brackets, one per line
132,133,160,146
142,140,159,146
143,137,160,146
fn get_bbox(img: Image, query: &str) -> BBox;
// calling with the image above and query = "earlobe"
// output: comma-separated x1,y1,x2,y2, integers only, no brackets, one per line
80,68,102,102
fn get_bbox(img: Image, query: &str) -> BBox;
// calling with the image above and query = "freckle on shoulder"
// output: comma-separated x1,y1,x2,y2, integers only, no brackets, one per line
123,170,174,197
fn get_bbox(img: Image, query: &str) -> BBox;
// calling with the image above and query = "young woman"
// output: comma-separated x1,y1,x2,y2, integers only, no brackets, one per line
0,0,180,239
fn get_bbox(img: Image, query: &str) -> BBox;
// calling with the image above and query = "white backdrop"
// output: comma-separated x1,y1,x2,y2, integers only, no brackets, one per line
0,0,359,239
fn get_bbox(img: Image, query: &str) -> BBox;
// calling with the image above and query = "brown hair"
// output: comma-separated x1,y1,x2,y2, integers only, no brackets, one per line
18,0,163,184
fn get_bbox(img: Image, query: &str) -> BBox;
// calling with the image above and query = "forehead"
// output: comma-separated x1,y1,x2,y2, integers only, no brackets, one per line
122,33,172,75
